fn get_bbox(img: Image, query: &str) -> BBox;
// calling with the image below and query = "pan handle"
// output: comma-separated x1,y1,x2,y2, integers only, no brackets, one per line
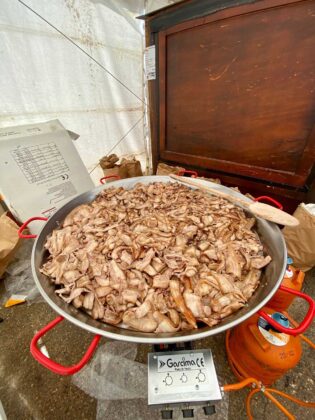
258,286,315,336
177,170,198,178
30,316,101,375
18,216,48,239
100,175,121,184
254,196,283,210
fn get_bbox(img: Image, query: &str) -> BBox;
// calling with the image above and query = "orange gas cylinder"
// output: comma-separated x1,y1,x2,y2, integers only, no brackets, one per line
226,308,302,386
267,258,305,311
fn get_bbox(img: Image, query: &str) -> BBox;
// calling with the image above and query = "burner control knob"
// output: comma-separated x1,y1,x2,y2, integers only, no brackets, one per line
196,371,206,383
163,373,173,386
180,373,188,383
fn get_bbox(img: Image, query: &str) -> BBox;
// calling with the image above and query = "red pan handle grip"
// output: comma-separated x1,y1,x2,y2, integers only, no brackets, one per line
30,316,101,375
258,286,315,336
100,175,121,184
177,170,198,178
18,216,48,239
254,196,283,210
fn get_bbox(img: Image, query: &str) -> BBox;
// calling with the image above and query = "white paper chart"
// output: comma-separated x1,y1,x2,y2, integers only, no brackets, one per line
11,143,69,184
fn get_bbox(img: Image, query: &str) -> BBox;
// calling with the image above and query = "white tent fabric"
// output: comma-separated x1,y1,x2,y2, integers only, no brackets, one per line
0,0,179,184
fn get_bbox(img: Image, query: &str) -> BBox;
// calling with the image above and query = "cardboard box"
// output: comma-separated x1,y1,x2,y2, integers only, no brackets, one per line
0,213,20,278
0,120,94,234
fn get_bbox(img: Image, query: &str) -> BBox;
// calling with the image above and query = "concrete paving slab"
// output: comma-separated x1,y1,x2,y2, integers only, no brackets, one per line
0,270,314,420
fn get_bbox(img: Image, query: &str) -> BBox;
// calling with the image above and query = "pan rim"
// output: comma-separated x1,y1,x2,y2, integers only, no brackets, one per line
31,175,287,343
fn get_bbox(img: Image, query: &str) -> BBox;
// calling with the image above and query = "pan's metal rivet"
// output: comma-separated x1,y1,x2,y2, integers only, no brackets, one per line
195,385,199,390
153,355,157,359
154,387,158,392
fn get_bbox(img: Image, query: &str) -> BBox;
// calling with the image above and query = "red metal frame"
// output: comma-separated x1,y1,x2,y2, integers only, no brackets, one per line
100,175,121,184
254,195,283,210
177,169,198,178
18,216,48,239
30,316,101,375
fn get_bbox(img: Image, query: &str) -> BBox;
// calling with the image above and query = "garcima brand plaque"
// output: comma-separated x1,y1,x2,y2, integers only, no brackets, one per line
148,349,221,405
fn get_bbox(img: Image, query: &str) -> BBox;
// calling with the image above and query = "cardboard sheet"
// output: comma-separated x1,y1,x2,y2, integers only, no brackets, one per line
283,204,315,271
0,120,94,233
0,213,20,278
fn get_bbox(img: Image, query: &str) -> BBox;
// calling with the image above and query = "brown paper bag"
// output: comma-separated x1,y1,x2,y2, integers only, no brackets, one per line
0,213,21,278
197,176,221,184
117,160,129,179
101,166,121,179
99,154,121,182
0,201,5,217
119,158,143,178
156,162,185,175
283,204,315,271
99,154,119,169
100,155,142,180
156,163,222,184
